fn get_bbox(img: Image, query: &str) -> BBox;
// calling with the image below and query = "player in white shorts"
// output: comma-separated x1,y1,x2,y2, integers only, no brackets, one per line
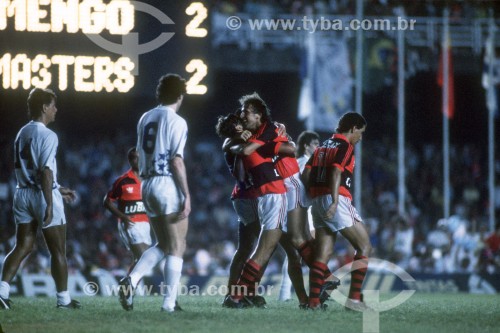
302,112,372,311
119,74,190,313
0,88,80,310
104,148,152,269
279,130,320,302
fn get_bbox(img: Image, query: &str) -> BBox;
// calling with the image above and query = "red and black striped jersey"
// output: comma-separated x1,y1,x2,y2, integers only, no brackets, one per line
244,122,286,196
224,151,259,200
305,134,355,200
250,123,300,179
107,169,148,223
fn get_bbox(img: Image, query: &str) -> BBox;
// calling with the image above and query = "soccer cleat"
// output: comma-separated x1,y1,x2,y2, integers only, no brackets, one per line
299,303,308,310
247,295,267,308
57,299,81,309
308,303,328,311
161,301,183,313
319,278,341,304
118,276,134,311
222,295,247,309
174,301,183,311
0,296,11,310
345,294,373,312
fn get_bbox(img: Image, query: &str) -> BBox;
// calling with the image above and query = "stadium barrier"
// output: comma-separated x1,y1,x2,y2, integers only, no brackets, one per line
8,271,499,297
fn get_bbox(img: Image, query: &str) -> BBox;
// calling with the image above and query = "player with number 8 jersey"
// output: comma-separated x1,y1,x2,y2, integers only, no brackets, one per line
118,74,190,313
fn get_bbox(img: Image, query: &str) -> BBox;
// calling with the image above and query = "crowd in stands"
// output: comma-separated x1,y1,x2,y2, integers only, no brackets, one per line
0,130,498,280
213,0,498,19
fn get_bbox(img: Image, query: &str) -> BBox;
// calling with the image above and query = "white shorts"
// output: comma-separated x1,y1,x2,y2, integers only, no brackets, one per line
13,187,66,229
257,193,287,231
141,176,184,217
232,198,259,226
311,195,362,232
284,172,310,211
117,221,152,251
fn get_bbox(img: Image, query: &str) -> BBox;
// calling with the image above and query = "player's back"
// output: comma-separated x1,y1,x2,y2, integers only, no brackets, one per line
14,121,59,189
137,105,187,178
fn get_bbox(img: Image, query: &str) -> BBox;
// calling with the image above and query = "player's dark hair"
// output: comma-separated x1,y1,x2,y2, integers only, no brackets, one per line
215,113,241,138
127,147,137,162
296,131,320,157
156,74,187,105
27,88,56,119
336,112,367,133
239,92,272,123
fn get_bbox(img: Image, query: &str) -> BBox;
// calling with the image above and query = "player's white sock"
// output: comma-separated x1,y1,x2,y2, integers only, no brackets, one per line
0,281,10,299
56,291,71,305
278,257,292,301
129,246,165,288
161,255,183,311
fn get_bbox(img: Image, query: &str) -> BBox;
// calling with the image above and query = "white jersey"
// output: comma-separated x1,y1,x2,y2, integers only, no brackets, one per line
14,121,59,190
297,155,309,172
136,105,188,178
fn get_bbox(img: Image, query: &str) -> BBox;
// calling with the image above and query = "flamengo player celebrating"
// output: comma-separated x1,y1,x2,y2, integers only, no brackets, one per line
119,74,190,313
104,147,152,268
302,112,372,311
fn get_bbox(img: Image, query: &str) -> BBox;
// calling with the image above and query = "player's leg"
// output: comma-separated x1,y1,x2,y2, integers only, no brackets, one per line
284,175,315,266
159,213,188,312
339,220,372,305
130,243,150,264
279,235,308,305
308,227,335,308
0,221,37,307
278,255,292,301
227,221,259,291
42,224,79,308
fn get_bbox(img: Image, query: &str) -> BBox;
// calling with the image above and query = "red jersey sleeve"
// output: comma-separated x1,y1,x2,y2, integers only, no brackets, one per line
331,142,353,171
107,177,123,201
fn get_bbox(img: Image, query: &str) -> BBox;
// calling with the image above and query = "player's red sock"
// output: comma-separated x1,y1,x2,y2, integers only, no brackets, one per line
348,254,368,301
298,240,315,267
232,259,262,300
308,261,328,307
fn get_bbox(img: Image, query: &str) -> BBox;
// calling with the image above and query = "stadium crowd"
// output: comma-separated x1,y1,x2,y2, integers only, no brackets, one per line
0,130,498,279
213,0,497,19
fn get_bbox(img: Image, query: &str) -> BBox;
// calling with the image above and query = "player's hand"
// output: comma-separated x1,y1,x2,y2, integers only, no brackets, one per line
177,196,191,221
124,217,134,229
325,202,338,220
275,122,287,137
240,130,252,141
59,187,77,203
43,205,53,227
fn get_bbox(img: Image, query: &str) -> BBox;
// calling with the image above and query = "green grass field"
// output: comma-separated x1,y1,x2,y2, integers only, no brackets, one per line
0,293,498,333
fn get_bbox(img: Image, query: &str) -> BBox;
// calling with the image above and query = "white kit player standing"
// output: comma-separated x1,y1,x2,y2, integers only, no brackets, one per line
0,88,80,310
119,74,191,313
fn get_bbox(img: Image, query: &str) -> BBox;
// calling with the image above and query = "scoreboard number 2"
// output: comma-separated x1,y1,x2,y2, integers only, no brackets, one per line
185,2,208,38
185,2,208,95
185,59,207,95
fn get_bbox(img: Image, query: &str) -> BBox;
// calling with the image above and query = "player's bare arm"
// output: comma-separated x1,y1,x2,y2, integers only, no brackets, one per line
326,167,342,220
103,194,134,227
59,186,76,203
171,155,191,221
222,130,251,152
41,166,54,227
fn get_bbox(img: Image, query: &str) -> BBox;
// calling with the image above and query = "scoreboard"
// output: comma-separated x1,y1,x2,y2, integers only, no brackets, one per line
0,0,210,96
